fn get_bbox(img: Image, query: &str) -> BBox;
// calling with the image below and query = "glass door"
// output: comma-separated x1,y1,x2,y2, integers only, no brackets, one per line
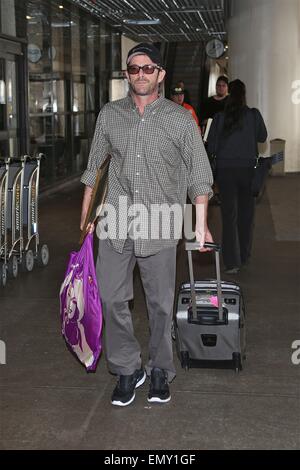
0,38,22,158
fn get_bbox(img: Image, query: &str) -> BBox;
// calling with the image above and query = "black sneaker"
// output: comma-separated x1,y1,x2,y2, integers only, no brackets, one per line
111,368,146,407
147,368,171,403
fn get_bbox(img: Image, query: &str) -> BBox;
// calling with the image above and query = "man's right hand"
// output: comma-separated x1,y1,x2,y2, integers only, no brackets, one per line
80,220,95,234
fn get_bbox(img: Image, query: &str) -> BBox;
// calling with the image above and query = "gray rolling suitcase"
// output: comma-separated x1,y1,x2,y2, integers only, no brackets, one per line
174,242,246,373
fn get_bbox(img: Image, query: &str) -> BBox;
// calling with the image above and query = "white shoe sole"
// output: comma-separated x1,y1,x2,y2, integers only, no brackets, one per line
112,392,136,407
147,395,171,403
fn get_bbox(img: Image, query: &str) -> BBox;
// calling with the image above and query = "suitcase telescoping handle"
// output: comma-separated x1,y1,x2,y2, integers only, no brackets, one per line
185,242,223,322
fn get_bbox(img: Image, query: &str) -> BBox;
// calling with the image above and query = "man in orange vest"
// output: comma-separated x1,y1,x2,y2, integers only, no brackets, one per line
170,86,200,126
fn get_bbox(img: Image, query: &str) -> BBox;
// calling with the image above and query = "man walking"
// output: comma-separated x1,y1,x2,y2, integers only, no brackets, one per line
80,43,213,407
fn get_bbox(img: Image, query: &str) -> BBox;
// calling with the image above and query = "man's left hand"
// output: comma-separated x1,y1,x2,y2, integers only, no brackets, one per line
195,226,214,252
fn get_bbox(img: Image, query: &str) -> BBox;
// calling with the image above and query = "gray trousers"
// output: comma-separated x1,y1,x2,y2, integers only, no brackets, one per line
96,238,177,382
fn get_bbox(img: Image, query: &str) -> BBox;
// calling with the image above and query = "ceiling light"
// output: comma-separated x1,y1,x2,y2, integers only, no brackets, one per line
123,0,136,10
59,5,64,8
51,22,70,27
164,12,175,23
160,0,169,9
123,18,161,25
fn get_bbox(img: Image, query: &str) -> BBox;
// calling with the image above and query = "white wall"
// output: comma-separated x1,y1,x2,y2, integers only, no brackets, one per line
208,60,221,97
228,0,300,172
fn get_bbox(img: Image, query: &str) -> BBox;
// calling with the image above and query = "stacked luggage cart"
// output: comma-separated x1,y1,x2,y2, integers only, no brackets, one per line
0,154,49,287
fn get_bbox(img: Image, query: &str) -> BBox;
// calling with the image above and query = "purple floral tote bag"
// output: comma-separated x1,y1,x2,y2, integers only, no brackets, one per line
60,233,102,370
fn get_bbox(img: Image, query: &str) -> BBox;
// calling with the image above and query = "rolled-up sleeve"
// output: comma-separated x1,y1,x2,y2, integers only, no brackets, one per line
181,118,213,202
80,108,110,188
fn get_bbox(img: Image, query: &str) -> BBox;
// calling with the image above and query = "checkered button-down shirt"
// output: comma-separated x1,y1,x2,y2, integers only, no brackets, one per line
81,95,213,256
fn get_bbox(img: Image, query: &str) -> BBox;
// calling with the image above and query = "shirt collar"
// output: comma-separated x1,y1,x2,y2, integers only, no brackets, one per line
126,93,164,111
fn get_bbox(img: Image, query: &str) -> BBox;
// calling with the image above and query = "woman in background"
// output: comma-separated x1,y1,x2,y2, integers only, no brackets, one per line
207,79,267,274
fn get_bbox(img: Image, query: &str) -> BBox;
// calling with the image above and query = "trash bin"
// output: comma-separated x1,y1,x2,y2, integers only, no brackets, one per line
270,139,286,176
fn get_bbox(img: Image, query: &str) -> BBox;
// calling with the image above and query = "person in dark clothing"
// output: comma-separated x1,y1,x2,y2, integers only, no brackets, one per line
202,76,229,205
207,79,267,274
201,75,229,127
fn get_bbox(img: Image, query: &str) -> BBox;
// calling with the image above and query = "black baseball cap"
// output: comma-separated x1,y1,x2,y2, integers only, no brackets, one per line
171,86,184,95
127,43,164,68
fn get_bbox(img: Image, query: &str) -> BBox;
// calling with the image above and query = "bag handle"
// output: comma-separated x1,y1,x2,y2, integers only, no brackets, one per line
77,232,93,264
77,232,100,300
185,242,223,322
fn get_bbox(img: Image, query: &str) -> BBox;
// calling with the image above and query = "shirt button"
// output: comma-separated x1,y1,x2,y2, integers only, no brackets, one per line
141,118,145,122
137,154,140,158
136,172,139,176
135,189,139,194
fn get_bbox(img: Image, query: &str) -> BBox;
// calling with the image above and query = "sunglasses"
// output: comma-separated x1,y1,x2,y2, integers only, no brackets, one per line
127,64,162,75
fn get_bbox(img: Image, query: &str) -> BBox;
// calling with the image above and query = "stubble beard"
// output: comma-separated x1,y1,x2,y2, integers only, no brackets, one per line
130,78,159,96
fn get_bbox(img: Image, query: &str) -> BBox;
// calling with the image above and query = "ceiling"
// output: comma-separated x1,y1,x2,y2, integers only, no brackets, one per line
70,0,228,43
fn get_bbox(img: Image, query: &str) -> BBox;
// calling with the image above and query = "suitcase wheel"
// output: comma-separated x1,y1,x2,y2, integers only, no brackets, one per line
171,321,176,341
180,351,190,371
233,352,242,373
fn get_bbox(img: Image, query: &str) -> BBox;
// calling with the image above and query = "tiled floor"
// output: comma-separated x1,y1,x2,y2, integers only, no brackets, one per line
0,174,299,450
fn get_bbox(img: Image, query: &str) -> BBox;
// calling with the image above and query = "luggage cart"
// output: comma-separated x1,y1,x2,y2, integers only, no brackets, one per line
6,156,26,279
22,153,49,268
0,158,9,287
